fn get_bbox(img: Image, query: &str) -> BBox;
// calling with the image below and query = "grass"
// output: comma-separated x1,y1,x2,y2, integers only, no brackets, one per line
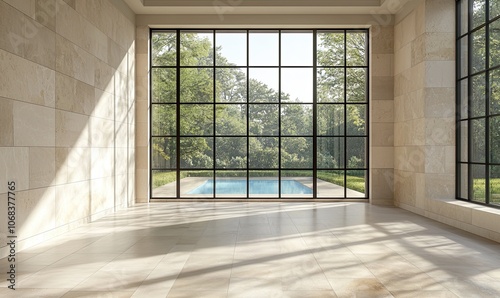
472,178,500,204
153,170,366,194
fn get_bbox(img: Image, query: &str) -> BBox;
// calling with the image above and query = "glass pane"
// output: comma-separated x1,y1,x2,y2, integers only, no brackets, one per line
216,31,246,66
346,31,367,66
490,116,500,163
281,68,313,103
152,31,176,66
215,171,247,197
460,37,468,78
180,104,213,135
215,137,247,169
472,73,486,117
152,105,176,136
472,164,486,202
317,104,344,136
249,30,278,66
491,19,500,68
491,0,500,19
491,69,500,114
152,68,176,103
460,164,468,200
472,27,486,73
347,170,366,197
461,121,468,162
460,79,469,119
318,137,344,169
317,30,344,66
471,118,486,162
473,0,486,28
347,137,366,168
281,104,313,135
180,31,213,66
180,137,213,169
249,68,279,102
216,68,247,103
216,104,246,136
152,170,176,198
281,31,313,66
152,137,176,169
249,104,279,136
281,137,313,168
461,0,469,35
317,68,345,103
317,170,345,198
249,137,278,169
347,104,367,136
181,170,214,198
346,68,367,102
180,68,213,103
491,166,500,205
281,170,313,198
249,171,279,198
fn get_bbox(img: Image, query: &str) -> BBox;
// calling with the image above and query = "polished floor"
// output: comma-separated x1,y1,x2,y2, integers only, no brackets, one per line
1,202,500,297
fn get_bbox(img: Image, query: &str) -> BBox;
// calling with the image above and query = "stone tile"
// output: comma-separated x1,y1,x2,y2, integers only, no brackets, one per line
89,116,115,148
35,0,56,31
55,34,95,86
372,76,394,100
56,73,95,115
373,59,394,84
425,174,455,200
90,176,114,214
94,89,115,120
425,146,454,175
55,180,90,225
55,110,90,148
24,19,55,70
372,123,394,147
425,118,455,146
372,147,394,169
0,1,26,56
14,101,55,147
56,0,107,62
425,88,455,119
3,0,35,18
0,97,14,146
95,57,115,93
371,168,395,203
425,61,455,88
29,147,55,188
0,49,55,107
425,0,455,33
0,147,30,193
91,147,115,179
18,187,56,239
372,99,394,123
108,37,126,69
371,26,394,55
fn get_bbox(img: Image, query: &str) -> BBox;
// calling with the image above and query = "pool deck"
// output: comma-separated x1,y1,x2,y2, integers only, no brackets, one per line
152,177,365,199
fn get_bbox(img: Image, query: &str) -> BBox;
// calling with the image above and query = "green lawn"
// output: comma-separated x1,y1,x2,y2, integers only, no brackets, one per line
153,170,366,194
473,178,500,204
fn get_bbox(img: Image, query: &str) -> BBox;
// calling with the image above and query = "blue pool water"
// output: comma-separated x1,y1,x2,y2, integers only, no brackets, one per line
188,179,312,195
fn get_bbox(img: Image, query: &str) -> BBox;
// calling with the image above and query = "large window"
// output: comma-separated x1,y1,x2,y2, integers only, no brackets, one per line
457,0,500,207
150,29,369,199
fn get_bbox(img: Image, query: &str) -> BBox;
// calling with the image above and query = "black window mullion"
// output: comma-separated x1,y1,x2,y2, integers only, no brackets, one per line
278,30,282,198
176,30,181,199
313,30,318,198
343,30,348,198
486,0,491,204
213,30,216,198
246,29,250,199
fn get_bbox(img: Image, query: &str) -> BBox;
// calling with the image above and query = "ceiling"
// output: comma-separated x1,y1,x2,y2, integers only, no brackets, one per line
124,0,412,15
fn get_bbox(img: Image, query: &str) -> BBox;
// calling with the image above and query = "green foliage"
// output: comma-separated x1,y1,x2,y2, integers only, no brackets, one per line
472,178,500,203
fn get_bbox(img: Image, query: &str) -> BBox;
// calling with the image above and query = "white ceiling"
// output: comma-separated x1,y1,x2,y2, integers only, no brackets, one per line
124,0,412,15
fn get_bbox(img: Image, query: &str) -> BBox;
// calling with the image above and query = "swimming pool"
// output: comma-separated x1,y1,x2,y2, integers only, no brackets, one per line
187,179,312,195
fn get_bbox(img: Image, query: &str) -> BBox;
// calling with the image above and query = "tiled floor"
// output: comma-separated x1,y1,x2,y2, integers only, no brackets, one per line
1,202,500,297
